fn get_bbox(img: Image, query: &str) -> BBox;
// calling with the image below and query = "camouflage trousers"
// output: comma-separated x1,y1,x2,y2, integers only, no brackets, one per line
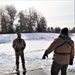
15,51,25,69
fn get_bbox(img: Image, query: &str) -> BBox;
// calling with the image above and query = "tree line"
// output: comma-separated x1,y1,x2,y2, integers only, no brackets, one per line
0,5,75,34
47,27,75,33
0,5,47,33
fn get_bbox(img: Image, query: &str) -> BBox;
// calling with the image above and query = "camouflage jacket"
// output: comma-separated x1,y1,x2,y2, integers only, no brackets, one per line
13,38,26,52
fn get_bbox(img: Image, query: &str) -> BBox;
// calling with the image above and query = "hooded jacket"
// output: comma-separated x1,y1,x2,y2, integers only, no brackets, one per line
45,35,74,64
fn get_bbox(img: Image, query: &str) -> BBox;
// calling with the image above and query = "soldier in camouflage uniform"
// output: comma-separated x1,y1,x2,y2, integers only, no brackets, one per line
13,32,26,71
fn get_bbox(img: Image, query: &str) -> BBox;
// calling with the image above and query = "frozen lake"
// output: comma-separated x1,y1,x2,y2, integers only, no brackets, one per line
0,33,75,75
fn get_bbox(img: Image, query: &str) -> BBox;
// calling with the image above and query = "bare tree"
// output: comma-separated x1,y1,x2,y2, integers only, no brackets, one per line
0,6,10,33
54,27,61,33
37,16,47,32
27,8,38,32
18,10,29,32
5,5,17,33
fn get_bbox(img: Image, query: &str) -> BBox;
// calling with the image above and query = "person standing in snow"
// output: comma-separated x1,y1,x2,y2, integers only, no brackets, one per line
13,32,26,71
42,28,74,75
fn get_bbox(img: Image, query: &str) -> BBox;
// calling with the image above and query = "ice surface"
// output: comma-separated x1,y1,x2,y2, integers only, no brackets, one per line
0,33,75,75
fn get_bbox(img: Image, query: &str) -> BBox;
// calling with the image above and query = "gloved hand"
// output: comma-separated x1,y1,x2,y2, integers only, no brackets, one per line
42,53,48,59
21,45,25,51
22,47,24,51
69,59,73,65
14,46,19,52
14,46,17,50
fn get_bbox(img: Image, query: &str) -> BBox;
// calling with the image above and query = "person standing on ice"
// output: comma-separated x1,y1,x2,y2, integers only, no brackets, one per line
13,32,26,71
42,28,74,75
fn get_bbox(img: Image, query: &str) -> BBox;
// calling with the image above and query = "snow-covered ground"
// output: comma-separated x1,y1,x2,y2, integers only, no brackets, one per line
0,33,75,75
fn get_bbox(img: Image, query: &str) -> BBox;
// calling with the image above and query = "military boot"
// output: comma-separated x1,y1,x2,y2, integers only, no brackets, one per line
16,65,19,71
22,64,26,71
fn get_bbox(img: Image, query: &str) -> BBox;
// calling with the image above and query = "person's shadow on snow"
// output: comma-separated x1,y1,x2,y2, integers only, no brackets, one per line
16,71,26,75
23,71,26,75
16,72,20,75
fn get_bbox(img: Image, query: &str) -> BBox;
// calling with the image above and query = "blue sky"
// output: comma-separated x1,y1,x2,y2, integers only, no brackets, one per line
0,0,74,29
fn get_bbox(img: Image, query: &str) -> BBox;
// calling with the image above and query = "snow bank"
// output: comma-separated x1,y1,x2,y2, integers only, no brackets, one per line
0,33,75,75
0,33,58,43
